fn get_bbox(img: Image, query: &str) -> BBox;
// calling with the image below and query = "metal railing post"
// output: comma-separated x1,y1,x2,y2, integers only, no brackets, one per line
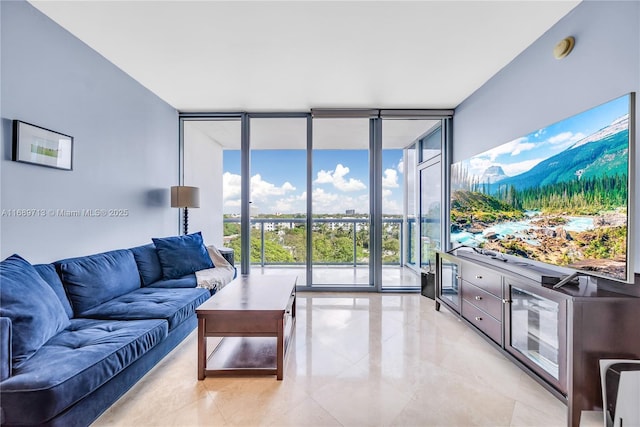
399,220,404,266
353,223,357,267
260,222,265,267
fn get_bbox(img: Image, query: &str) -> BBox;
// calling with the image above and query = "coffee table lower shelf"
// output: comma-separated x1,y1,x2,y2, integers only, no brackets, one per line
204,333,292,377
199,317,294,380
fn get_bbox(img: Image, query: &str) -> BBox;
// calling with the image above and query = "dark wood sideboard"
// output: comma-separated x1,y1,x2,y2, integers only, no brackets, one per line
435,249,640,427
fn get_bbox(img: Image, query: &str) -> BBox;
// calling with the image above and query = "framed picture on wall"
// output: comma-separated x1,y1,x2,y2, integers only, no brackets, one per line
12,120,73,171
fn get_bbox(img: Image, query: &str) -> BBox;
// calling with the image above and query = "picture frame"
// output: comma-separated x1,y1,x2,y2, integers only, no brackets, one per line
12,120,73,171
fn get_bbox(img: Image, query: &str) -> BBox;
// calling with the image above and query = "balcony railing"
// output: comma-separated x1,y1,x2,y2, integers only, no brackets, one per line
223,217,404,267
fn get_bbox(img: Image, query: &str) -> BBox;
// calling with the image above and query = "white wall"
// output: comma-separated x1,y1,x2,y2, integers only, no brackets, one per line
184,124,224,246
1,1,179,262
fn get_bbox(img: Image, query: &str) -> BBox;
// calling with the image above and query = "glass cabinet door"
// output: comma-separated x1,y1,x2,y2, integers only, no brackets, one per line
506,281,566,392
436,253,460,311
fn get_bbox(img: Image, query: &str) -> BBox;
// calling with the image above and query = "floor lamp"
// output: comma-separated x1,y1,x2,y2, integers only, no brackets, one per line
171,186,200,235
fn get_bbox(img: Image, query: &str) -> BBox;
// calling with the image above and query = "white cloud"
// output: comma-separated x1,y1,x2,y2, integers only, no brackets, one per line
223,172,241,200
484,137,536,161
311,188,371,214
546,131,586,149
382,169,399,188
314,163,366,192
314,170,334,184
467,157,494,177
382,189,393,197
511,143,536,156
272,199,293,213
397,159,404,174
272,193,307,213
465,157,545,179
383,198,402,214
250,174,296,202
501,158,545,176
548,131,573,144
223,172,297,211
311,188,341,212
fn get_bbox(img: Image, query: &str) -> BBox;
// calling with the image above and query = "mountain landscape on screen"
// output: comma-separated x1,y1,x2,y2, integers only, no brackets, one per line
451,95,631,281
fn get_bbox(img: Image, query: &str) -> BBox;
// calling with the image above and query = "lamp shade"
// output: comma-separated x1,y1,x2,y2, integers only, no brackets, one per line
170,186,200,208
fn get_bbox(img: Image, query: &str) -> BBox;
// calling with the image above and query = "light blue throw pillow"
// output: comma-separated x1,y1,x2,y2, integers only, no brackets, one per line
152,232,214,280
0,255,71,367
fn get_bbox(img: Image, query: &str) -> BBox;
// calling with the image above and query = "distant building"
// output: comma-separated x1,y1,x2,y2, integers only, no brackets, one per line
345,209,355,215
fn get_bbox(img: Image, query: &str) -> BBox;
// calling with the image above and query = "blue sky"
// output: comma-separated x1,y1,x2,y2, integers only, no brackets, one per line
223,149,404,214
461,93,631,178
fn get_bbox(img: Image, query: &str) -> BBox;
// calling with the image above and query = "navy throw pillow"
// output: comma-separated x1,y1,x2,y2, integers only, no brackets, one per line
130,244,163,286
0,255,71,367
33,263,74,318
152,232,214,280
55,249,141,315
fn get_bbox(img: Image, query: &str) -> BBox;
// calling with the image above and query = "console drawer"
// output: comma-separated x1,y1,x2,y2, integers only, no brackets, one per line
462,263,502,297
461,281,502,320
462,300,502,345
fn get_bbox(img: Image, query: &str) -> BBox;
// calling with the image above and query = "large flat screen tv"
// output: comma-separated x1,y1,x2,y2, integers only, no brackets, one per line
451,93,635,283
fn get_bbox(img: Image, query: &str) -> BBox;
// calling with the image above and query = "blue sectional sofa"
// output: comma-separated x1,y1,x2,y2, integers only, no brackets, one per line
0,232,221,427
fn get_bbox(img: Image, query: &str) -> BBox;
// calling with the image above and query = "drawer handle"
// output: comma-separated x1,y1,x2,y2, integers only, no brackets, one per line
475,316,482,321
475,296,482,301
475,275,483,279
502,299,512,304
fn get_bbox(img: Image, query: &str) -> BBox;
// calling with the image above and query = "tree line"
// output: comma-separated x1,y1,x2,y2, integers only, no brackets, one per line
492,174,627,213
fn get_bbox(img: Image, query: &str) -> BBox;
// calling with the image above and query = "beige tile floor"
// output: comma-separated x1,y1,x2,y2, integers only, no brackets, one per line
92,293,567,427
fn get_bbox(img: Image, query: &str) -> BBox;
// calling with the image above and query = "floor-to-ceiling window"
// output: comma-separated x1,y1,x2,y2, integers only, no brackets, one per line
181,111,452,291
182,118,241,250
248,116,308,285
311,118,371,287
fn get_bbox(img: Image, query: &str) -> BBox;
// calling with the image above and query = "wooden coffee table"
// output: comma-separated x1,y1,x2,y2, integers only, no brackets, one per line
196,275,296,380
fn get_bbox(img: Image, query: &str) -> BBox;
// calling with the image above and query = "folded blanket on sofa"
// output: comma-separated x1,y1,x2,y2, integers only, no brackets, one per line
195,245,235,292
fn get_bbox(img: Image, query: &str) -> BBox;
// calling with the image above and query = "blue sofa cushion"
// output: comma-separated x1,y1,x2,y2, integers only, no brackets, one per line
152,232,214,280
0,255,71,367
0,318,167,426
0,317,11,382
55,249,141,315
147,274,197,288
78,287,209,331
130,243,163,286
33,263,74,318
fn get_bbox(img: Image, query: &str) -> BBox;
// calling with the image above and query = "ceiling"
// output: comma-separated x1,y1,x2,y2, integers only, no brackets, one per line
29,1,580,113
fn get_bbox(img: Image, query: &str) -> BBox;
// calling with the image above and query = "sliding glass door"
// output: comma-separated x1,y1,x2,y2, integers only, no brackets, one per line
379,119,439,290
419,124,443,274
